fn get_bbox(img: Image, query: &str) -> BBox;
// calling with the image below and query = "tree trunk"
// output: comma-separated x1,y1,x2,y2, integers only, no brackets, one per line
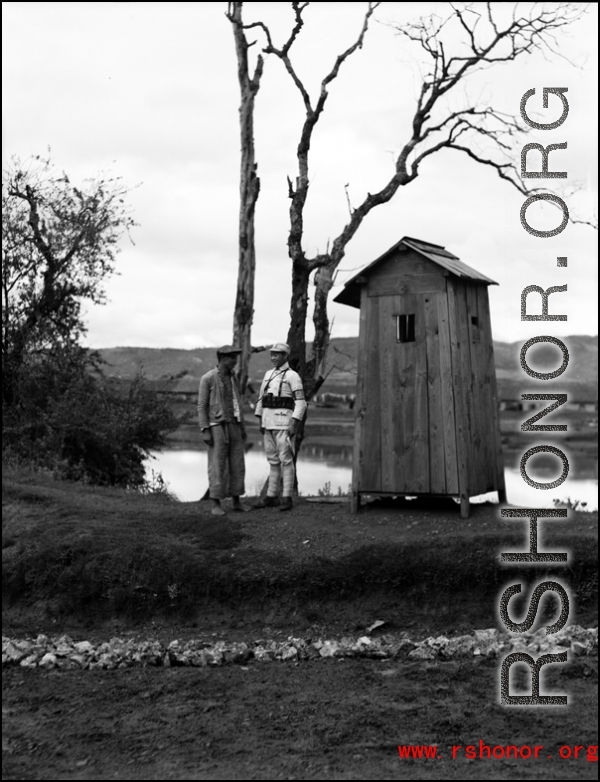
286,260,311,380
228,2,264,394
309,263,335,391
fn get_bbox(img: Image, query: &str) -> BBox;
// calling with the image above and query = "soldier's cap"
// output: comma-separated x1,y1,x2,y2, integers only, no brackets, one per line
217,344,243,355
270,342,290,354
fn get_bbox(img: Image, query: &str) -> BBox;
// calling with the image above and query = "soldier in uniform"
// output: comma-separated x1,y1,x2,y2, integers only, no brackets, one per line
254,343,307,511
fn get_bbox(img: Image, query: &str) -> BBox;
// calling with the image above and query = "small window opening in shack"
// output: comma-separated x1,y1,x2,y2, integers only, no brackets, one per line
471,315,480,342
396,314,415,343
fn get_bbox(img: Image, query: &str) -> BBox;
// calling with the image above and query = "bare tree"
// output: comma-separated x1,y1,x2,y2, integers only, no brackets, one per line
226,1,265,392
244,1,586,401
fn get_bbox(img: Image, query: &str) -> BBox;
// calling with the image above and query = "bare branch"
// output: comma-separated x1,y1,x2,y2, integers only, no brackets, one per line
239,2,589,395
314,3,380,117
344,184,353,217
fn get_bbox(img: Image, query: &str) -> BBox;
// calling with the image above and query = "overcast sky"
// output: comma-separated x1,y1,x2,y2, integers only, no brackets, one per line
3,2,597,351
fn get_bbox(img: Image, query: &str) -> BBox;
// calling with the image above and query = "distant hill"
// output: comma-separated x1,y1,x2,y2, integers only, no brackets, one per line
97,335,597,401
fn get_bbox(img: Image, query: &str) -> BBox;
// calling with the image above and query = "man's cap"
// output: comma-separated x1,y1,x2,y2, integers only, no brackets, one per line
217,344,242,355
270,342,290,354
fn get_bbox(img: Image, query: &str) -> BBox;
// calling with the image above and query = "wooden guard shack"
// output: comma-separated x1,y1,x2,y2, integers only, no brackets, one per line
333,236,506,518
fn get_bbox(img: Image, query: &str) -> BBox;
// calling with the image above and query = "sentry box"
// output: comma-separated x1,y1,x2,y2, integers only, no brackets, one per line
334,236,506,518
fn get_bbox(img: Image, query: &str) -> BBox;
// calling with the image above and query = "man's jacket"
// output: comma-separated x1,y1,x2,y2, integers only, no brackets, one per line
197,368,245,432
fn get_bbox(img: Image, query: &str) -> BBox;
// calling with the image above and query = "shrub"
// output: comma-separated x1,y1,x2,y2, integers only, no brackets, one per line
2,348,179,489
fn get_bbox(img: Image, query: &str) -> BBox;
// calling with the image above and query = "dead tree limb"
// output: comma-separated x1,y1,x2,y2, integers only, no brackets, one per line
251,2,588,399
226,2,265,393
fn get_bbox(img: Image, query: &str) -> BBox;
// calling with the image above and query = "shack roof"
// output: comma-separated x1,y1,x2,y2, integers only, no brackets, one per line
334,236,498,309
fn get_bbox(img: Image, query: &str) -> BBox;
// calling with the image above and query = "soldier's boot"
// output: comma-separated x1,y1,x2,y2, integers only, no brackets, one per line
253,495,280,509
279,497,293,512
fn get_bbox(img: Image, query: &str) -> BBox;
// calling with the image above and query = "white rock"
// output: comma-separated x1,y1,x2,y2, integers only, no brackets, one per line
210,650,224,665
319,641,339,658
54,643,75,657
187,650,211,667
571,640,589,656
441,636,475,658
474,629,498,643
38,652,57,668
3,642,27,662
74,641,94,655
56,635,74,645
254,647,274,662
408,645,436,660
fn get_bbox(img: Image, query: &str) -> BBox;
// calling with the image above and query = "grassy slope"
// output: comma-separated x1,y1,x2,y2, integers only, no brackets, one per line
3,467,597,634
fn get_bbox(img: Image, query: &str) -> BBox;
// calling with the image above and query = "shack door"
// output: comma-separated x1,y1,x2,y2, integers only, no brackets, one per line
360,292,458,495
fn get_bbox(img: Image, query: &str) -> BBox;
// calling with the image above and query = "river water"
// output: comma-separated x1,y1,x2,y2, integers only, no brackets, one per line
147,443,597,510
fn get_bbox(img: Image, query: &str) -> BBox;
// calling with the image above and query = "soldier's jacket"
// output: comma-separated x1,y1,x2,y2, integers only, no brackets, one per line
255,363,307,430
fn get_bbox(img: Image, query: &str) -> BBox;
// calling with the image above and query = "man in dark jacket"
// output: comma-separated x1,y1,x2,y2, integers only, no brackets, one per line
197,346,248,516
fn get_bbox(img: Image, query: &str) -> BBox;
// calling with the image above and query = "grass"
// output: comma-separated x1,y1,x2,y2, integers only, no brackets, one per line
2,464,597,628
2,465,243,620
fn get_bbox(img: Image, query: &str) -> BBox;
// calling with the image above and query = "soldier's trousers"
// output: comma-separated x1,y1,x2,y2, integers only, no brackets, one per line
264,429,295,497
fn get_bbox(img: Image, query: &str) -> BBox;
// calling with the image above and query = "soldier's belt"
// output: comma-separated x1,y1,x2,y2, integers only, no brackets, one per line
262,395,294,410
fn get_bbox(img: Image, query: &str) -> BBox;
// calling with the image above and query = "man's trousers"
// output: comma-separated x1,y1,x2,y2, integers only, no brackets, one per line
207,422,245,499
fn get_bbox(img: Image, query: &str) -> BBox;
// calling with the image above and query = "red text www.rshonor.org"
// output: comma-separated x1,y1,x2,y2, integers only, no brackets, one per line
397,742,599,762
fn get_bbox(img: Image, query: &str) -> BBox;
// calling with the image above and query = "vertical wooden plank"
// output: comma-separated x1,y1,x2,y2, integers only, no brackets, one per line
379,295,396,492
390,295,411,493
362,295,382,491
447,280,470,502
437,291,459,494
455,284,477,493
406,294,430,493
424,293,445,494
478,286,506,497
466,284,486,494
473,284,495,492
351,286,369,511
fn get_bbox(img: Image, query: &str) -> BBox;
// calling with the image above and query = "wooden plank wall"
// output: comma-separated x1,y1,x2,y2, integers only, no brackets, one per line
366,249,443,292
470,284,494,493
436,292,459,494
361,295,382,491
465,284,488,494
356,253,502,500
424,294,445,494
352,286,370,509
379,294,396,492
477,286,506,494
465,283,503,494
447,280,471,501
395,293,430,493
447,281,504,496
369,274,446,296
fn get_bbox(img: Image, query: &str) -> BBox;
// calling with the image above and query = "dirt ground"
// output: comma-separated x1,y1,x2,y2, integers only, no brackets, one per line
2,468,598,780
2,656,598,780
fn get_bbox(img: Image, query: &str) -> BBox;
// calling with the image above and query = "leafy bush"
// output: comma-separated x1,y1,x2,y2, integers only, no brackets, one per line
2,347,179,488
2,155,179,489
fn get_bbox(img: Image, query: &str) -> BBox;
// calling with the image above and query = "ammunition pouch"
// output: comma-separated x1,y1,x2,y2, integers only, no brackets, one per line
262,394,294,410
